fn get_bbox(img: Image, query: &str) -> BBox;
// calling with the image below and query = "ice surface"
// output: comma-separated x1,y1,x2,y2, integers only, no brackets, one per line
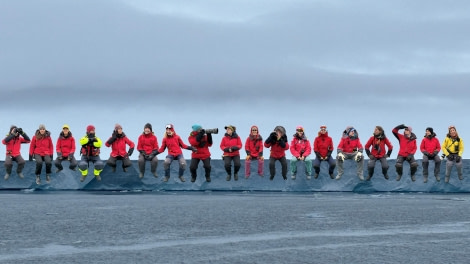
0,159,469,192
0,192,470,263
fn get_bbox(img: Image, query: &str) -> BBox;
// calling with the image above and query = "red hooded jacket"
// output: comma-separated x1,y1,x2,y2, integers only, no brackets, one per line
420,134,441,155
56,132,76,157
137,133,159,155
244,126,263,158
158,133,189,156
189,131,212,159
220,132,243,157
313,132,334,158
29,130,54,156
106,133,135,157
290,134,312,158
3,134,30,157
392,127,417,157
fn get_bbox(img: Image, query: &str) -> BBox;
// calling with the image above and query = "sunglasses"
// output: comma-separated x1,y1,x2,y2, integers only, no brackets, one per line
165,125,172,129
320,128,327,131
296,129,303,132
251,129,258,131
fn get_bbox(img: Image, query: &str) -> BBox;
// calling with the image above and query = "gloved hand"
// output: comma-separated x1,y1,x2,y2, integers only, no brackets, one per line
441,154,446,160
447,154,454,161
386,150,392,158
88,137,95,144
231,146,240,151
29,155,33,161
422,151,430,157
433,150,439,156
355,152,363,162
406,155,413,161
224,147,230,152
456,156,462,163
337,152,345,162
196,131,204,142
16,128,23,134
396,124,407,129
148,154,155,160
188,146,196,152
139,150,145,156
68,154,73,160
127,148,134,157
57,152,63,160
368,154,374,160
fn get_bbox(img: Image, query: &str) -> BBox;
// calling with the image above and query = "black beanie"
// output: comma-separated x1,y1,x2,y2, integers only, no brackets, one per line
144,123,152,132
426,127,433,134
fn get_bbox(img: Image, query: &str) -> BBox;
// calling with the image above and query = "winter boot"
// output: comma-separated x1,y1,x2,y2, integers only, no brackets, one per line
396,174,402,181
36,175,41,185
282,175,287,180
111,166,116,172
329,173,334,179
423,174,428,183
234,173,238,181
46,174,51,183
152,171,158,178
382,168,389,180
435,174,440,182
163,176,170,182
445,176,450,183
411,174,416,182
139,172,144,179
314,173,319,179
366,169,374,181
291,174,296,180
4,173,10,180
335,174,342,180
80,175,86,182
95,174,101,181
18,172,24,179
226,174,231,181
179,176,186,182
205,176,211,182
306,174,311,180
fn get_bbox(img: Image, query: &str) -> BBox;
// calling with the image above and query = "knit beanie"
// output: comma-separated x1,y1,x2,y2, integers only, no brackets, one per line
144,123,152,132
192,124,202,131
39,124,46,130
86,125,95,133
406,126,413,133
115,123,122,130
426,127,433,134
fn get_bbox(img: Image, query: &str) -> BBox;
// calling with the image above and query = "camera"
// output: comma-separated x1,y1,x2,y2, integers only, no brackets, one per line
204,128,218,134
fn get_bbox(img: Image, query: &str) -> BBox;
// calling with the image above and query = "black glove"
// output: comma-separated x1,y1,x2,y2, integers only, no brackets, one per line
368,155,375,160
148,154,155,160
57,152,63,160
441,154,446,160
231,146,240,151
196,131,204,142
406,155,413,161
139,150,145,156
456,156,462,163
29,154,33,161
365,149,371,156
386,150,392,158
315,152,321,159
68,154,73,160
88,137,96,144
207,133,213,145
127,148,134,157
447,154,454,161
224,147,230,152
422,151,429,157
278,139,286,148
151,150,159,156
396,124,407,129
187,146,196,152
16,128,23,134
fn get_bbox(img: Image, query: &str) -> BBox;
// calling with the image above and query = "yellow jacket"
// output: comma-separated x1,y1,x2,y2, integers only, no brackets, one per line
441,136,464,156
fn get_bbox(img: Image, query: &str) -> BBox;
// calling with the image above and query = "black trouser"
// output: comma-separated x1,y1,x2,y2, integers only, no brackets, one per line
34,154,52,175
269,156,288,178
223,155,240,175
4,155,26,174
190,158,211,178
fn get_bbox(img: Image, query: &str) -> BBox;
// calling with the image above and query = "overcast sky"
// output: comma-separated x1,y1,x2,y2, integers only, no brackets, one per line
1,0,469,159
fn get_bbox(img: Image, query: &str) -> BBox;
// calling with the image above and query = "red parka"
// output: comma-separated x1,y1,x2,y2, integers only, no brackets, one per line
264,136,289,159
313,132,334,158
420,134,441,155
137,133,159,155
290,134,312,158
29,130,54,156
56,132,76,157
337,135,363,153
365,135,393,158
189,131,212,159
220,132,242,157
392,127,417,157
106,133,135,157
3,134,30,157
158,133,189,156
245,133,263,158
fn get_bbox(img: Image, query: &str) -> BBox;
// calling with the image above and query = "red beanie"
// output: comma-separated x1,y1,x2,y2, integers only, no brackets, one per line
87,125,95,133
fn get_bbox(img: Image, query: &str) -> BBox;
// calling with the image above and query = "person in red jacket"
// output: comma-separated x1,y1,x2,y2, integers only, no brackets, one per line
220,125,243,181
264,125,289,180
335,126,364,181
2,125,30,180
158,124,195,182
29,124,54,184
420,127,441,183
54,124,77,173
137,123,159,179
244,125,264,178
313,125,335,179
392,124,418,181
289,126,312,180
105,124,135,173
188,124,213,183
364,126,393,181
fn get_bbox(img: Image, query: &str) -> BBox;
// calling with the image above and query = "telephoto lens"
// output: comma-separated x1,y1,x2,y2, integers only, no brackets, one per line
204,128,218,134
